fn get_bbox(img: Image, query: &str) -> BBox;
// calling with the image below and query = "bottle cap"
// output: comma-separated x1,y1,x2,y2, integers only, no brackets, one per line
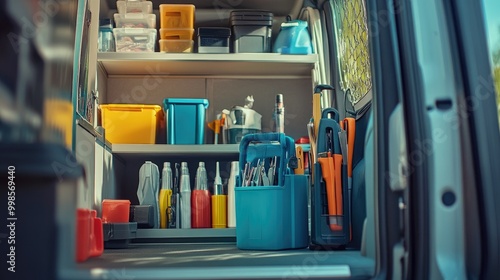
164,162,170,168
276,94,283,104
199,162,205,167
213,183,224,195
214,162,222,185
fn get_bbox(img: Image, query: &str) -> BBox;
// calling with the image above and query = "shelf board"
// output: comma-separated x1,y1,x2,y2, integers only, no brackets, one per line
97,52,317,77
136,228,236,239
112,144,239,157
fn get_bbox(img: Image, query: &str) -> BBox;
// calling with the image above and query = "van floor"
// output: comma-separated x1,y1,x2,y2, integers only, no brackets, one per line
78,243,375,278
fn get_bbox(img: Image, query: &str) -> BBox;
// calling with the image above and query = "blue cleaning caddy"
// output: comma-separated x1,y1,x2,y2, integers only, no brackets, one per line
235,133,309,250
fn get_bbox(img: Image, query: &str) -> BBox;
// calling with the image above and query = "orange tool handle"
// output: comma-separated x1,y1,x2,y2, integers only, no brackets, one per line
341,118,356,178
333,154,343,216
313,93,321,140
318,155,342,231
295,146,304,175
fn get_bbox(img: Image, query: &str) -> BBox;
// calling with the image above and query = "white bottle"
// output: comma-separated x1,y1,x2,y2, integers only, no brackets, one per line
227,161,239,228
137,161,160,228
179,162,191,228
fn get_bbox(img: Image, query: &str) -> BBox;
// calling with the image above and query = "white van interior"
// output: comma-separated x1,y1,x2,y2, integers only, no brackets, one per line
3,0,500,279
58,0,379,279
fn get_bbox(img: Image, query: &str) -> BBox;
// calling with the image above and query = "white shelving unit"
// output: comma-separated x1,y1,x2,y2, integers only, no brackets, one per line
97,53,318,77
112,144,240,156
136,228,236,239
96,22,317,242
112,144,240,162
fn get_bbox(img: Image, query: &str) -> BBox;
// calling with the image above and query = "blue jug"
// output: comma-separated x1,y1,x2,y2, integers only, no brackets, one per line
273,19,313,54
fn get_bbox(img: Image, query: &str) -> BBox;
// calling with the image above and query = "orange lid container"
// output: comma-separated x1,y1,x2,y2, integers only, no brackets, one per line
159,39,194,53
159,4,195,29
102,199,131,223
159,28,194,40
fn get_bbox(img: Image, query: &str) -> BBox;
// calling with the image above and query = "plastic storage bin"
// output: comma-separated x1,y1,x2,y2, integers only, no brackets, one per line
100,104,162,144
113,28,157,52
98,19,115,52
102,199,131,223
197,27,231,53
163,98,209,144
273,20,313,54
159,4,195,29
230,10,273,53
76,209,103,262
117,0,153,14
114,13,156,28
159,39,194,53
235,133,309,250
159,28,194,40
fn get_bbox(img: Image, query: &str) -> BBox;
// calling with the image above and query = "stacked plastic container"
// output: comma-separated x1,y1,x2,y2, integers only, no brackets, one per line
230,10,274,53
159,4,195,53
113,1,157,52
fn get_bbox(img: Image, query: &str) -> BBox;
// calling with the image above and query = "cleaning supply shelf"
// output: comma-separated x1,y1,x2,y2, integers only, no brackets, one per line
97,53,317,77
135,228,235,239
112,144,240,156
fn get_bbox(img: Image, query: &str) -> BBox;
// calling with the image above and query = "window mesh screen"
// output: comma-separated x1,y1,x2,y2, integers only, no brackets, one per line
332,0,372,106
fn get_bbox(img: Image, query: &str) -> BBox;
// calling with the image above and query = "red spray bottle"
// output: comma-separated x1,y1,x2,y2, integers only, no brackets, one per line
191,162,211,228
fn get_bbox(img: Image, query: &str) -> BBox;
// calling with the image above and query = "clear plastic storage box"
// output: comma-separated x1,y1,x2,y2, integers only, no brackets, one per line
114,13,156,28
113,28,157,52
117,1,153,14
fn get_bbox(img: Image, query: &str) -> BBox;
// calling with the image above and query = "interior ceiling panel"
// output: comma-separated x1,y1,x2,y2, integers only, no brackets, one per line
102,0,305,18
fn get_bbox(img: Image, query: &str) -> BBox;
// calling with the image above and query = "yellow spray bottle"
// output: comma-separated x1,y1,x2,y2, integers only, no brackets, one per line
159,162,173,228
212,162,227,228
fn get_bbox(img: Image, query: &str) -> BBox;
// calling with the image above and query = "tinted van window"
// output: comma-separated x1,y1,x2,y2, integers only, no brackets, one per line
482,0,500,127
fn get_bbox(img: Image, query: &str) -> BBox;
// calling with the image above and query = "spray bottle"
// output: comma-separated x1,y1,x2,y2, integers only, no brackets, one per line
274,94,285,133
227,161,239,228
179,162,191,228
137,161,160,228
211,162,227,228
159,162,173,228
167,163,180,229
191,162,211,228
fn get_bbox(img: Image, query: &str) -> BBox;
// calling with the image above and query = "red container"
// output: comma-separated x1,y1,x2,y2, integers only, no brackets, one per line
89,210,103,257
76,209,91,262
102,199,131,223
76,209,104,262
191,190,211,228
